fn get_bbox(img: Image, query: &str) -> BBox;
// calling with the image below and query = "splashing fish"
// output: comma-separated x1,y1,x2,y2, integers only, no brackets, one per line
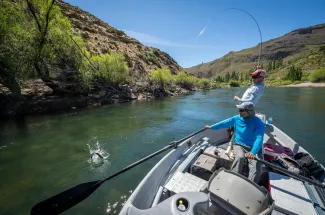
87,141,110,167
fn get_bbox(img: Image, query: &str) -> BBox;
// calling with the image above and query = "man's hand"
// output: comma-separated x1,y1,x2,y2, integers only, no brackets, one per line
245,152,255,160
233,96,240,101
205,125,210,129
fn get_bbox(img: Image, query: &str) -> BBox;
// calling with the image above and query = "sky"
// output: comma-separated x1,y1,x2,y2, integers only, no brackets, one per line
65,0,325,68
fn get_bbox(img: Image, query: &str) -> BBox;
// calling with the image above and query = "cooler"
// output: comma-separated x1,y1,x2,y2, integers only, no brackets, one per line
263,143,294,160
202,146,233,170
191,154,217,180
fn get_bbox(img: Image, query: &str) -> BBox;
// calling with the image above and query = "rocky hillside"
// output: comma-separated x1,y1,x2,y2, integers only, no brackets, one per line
0,0,187,119
187,23,325,79
57,0,182,80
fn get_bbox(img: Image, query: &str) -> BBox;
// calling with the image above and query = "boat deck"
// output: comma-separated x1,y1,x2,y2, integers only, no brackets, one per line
120,124,325,215
160,138,325,215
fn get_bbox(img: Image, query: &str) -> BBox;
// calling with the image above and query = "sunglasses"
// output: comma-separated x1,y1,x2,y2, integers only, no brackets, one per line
238,109,247,112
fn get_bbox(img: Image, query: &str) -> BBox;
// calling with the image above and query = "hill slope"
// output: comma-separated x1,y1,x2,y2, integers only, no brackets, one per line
57,0,182,80
187,23,325,80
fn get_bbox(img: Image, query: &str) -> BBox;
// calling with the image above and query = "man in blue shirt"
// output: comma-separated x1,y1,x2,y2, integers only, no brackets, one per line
205,102,265,183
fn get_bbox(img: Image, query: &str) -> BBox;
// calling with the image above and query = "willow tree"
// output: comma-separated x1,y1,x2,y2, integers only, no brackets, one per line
0,0,90,98
25,0,89,82
0,0,35,98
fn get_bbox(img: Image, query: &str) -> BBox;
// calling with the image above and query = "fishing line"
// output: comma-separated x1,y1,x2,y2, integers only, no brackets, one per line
225,8,263,66
208,8,264,97
208,8,263,66
226,8,263,97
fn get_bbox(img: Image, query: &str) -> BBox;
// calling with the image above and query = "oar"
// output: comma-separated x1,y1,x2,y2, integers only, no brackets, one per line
255,157,325,189
31,128,205,215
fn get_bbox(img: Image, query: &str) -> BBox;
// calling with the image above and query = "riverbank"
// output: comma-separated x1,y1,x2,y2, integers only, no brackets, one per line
4,79,323,119
279,82,325,87
0,79,219,119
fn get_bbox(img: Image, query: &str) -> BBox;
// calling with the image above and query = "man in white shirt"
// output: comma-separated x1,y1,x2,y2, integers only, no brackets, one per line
234,67,266,105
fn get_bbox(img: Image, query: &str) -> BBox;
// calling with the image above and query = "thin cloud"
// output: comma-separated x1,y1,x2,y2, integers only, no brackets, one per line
124,30,218,49
124,30,188,47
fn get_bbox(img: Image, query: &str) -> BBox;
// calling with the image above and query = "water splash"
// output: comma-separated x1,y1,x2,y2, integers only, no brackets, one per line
87,141,110,159
87,140,110,168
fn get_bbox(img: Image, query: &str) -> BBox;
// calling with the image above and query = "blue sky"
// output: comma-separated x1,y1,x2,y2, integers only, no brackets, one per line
65,0,325,68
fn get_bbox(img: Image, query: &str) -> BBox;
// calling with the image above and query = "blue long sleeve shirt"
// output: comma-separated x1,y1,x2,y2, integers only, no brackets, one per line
210,115,265,154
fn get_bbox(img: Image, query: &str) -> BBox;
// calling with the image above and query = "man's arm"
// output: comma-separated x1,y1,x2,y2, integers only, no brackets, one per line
250,120,265,155
209,116,236,130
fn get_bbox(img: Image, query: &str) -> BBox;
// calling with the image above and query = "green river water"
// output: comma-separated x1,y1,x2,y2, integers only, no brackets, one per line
1,87,325,215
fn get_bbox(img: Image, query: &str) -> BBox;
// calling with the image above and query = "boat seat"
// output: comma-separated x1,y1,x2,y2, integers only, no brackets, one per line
207,168,274,215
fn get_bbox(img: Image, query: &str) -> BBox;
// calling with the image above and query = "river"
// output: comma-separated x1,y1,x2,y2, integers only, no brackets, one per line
1,87,325,215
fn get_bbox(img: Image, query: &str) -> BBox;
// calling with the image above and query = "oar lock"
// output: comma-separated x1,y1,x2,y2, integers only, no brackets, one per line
171,141,178,149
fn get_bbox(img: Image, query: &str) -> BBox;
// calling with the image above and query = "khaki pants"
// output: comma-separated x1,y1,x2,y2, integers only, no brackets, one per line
231,144,262,184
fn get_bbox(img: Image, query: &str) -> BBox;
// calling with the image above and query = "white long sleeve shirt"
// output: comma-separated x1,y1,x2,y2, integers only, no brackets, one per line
239,82,264,105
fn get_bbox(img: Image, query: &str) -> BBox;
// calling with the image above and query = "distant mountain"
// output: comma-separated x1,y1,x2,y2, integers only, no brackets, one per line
187,23,325,80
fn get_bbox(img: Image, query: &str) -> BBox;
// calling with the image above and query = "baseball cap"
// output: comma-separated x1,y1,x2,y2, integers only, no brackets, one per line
236,102,255,111
251,69,266,77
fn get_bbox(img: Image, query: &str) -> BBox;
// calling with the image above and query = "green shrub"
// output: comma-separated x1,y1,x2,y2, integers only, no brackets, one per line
150,68,173,89
92,52,129,84
197,78,211,89
229,80,240,87
309,68,325,83
215,76,224,82
174,73,196,89
301,73,309,82
284,66,302,81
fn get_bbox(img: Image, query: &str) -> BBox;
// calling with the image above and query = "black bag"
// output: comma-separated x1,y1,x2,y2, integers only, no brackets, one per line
294,152,324,176
275,152,323,177
275,155,310,177
294,152,315,168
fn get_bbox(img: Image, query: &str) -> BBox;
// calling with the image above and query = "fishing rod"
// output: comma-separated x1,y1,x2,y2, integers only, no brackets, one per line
225,8,263,66
210,8,263,97
226,8,263,97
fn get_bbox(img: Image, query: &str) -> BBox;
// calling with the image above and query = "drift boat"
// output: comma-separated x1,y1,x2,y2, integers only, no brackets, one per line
119,114,325,215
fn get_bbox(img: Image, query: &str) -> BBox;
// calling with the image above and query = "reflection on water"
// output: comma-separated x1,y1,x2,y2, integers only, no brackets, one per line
0,87,325,215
